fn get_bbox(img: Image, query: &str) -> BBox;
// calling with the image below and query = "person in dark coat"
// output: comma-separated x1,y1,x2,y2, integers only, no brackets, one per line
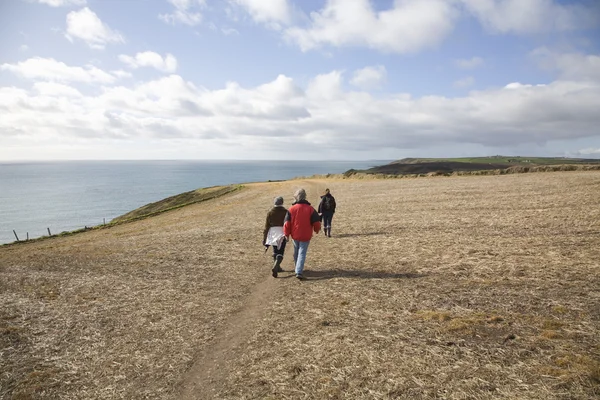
263,196,287,278
318,188,336,237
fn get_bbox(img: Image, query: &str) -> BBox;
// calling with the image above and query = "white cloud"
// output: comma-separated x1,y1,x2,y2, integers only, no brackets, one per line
229,0,293,29
119,52,178,73
1,59,599,159
35,0,86,6
65,7,124,49
505,82,533,89
350,65,387,90
532,47,600,82
306,71,343,100
19,45,29,52
221,28,240,35
284,0,457,53
33,81,83,97
455,56,484,69
274,1,598,54
575,147,600,156
111,70,133,79
159,0,206,26
454,76,475,88
0,57,120,84
460,0,600,34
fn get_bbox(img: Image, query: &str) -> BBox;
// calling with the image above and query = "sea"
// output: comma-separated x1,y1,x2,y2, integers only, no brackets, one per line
0,160,384,245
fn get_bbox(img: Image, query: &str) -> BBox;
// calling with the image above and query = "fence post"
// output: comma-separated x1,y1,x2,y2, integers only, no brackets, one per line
47,227,51,236
13,230,19,241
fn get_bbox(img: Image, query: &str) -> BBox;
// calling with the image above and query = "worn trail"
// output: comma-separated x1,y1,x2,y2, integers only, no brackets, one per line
179,180,326,399
179,275,277,399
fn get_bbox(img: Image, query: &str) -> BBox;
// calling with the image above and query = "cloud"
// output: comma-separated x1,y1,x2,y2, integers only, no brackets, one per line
532,47,600,82
33,82,83,97
274,1,598,54
350,65,387,90
455,56,484,69
229,0,294,29
574,148,600,156
306,71,343,100
19,45,29,52
504,82,545,89
65,7,124,49
0,57,120,84
460,0,600,34
284,0,457,53
454,76,475,88
34,0,86,6
221,27,240,35
159,0,206,26
119,52,178,73
111,70,133,79
1,59,599,158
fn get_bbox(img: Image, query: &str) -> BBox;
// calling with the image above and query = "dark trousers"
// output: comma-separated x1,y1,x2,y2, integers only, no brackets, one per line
321,212,334,229
272,238,287,260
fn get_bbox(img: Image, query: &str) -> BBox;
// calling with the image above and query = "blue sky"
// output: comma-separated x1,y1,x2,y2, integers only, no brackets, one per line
1,0,599,160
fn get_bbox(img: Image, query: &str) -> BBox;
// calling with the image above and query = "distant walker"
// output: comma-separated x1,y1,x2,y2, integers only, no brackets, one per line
318,188,336,237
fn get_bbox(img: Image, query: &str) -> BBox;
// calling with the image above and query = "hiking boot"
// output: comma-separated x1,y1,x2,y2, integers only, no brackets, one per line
273,257,283,275
296,274,304,280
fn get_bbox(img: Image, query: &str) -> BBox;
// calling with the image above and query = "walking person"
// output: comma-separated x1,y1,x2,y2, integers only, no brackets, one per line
263,196,287,278
318,188,336,237
283,188,321,280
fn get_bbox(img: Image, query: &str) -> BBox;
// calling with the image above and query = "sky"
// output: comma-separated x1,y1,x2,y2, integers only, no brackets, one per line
0,0,599,161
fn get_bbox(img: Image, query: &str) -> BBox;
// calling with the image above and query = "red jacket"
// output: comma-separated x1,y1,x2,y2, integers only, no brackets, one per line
283,200,321,241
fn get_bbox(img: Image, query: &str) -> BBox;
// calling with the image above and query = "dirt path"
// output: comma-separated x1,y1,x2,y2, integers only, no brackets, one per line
179,180,327,399
178,276,277,399
2,174,600,399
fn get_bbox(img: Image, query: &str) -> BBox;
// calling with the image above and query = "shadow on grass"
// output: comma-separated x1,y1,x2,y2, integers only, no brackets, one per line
279,269,427,281
332,232,387,238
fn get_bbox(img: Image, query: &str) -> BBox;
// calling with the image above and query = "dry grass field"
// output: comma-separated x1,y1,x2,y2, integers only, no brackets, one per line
1,171,599,399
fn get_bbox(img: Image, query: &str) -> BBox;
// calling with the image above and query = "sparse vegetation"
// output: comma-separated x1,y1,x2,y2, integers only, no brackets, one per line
393,156,600,165
1,185,243,247
111,184,243,223
346,156,600,177
1,172,599,399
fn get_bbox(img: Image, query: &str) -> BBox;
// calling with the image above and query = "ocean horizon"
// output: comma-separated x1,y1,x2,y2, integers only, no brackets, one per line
0,159,387,245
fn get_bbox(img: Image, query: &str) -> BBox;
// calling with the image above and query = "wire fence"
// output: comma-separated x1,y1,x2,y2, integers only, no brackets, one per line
9,218,107,244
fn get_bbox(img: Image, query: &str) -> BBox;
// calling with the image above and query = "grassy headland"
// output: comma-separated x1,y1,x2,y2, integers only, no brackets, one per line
111,184,243,223
345,155,600,177
1,185,244,247
1,172,599,399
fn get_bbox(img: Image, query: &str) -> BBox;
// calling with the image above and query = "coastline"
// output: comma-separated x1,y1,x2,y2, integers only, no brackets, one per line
3,164,600,247
1,172,598,399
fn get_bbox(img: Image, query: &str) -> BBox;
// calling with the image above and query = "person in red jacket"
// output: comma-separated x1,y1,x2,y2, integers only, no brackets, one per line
283,188,321,280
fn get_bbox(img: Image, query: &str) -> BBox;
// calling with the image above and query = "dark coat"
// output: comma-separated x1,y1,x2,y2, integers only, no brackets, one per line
263,206,287,244
318,193,336,214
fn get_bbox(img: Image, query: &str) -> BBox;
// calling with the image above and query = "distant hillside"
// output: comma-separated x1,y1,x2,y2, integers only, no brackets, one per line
351,156,600,176
112,185,242,223
392,156,600,165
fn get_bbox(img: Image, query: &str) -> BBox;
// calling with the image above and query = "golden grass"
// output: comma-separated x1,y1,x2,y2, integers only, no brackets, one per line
1,172,599,399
